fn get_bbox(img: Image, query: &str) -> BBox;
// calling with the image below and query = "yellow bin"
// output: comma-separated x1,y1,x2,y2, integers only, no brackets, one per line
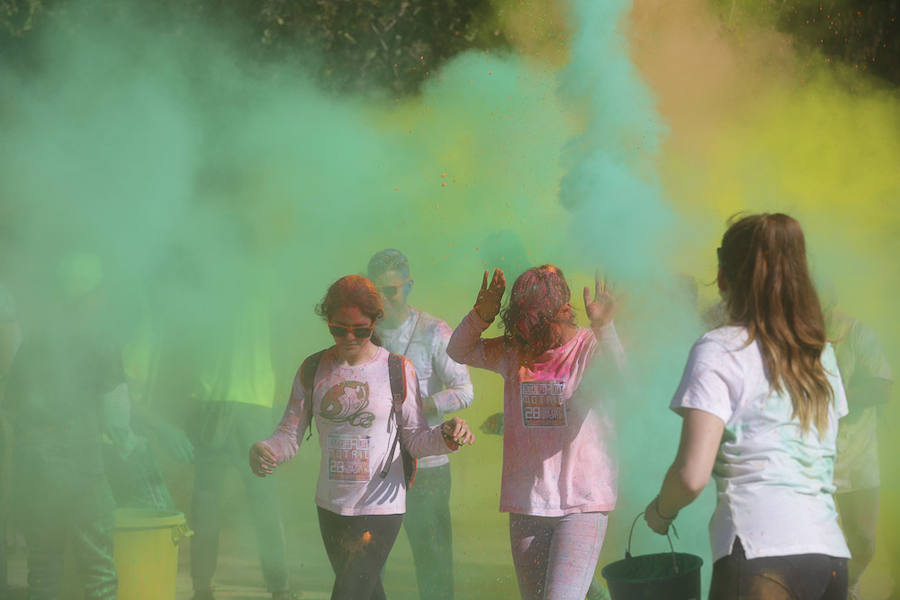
114,509,192,600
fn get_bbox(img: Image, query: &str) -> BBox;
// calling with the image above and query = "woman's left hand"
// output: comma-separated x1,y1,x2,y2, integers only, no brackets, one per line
441,417,475,449
644,496,674,535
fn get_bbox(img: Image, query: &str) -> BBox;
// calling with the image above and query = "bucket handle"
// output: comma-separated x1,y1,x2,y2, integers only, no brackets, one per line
625,511,680,575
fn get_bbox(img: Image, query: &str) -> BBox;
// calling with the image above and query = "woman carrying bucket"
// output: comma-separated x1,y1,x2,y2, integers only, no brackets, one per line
448,265,624,600
249,275,474,600
645,214,850,599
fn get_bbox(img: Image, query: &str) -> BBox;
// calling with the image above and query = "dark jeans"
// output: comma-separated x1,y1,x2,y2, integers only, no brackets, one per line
317,507,403,600
190,402,288,594
19,475,118,600
403,464,454,600
710,537,848,600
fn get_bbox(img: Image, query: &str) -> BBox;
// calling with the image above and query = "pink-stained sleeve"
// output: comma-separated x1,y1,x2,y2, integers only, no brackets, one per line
397,358,455,459
260,368,309,464
446,310,508,374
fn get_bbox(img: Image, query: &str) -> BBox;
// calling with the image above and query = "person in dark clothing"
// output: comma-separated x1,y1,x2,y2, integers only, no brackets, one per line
5,254,121,600
189,291,296,600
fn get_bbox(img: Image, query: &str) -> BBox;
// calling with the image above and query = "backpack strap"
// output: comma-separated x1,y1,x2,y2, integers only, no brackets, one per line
379,353,408,479
299,350,326,440
387,353,406,419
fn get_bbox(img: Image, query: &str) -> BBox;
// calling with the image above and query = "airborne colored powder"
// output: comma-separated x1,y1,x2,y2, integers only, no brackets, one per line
0,0,897,597
628,0,900,595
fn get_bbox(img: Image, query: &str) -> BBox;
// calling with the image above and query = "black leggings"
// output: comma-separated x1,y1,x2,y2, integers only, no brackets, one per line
317,506,403,600
710,538,848,600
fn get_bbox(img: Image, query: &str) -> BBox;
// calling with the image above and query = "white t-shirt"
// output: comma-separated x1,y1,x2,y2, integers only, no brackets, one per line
262,346,452,516
448,312,623,516
377,307,473,469
671,326,851,561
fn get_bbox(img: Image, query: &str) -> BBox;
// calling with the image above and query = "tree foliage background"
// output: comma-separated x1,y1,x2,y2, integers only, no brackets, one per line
2,1,898,92
0,0,507,95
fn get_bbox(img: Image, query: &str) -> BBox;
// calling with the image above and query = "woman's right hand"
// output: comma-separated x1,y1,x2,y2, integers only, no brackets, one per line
474,269,506,323
249,441,277,477
441,417,475,449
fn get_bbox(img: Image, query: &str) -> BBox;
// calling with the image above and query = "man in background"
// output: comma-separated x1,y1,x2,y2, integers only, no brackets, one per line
367,249,474,600
4,254,120,599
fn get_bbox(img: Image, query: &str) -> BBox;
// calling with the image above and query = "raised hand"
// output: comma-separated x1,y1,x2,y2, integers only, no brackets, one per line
249,441,278,478
583,271,616,328
474,269,506,323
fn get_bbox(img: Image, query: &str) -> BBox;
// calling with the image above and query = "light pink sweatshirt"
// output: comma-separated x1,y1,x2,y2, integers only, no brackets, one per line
448,311,623,516
261,346,453,516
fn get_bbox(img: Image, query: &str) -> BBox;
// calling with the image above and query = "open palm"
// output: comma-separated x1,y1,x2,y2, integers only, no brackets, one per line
583,273,616,327
474,269,506,323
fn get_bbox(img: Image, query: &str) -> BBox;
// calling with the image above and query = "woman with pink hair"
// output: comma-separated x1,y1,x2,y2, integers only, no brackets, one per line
448,265,624,600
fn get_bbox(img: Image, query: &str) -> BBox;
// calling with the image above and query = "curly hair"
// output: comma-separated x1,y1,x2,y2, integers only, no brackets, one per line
500,265,573,360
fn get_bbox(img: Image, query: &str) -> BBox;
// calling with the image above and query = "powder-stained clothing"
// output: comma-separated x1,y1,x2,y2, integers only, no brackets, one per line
376,307,473,469
671,325,851,562
829,313,893,492
317,507,403,600
509,511,609,600
447,311,623,517
709,537,847,600
262,346,453,516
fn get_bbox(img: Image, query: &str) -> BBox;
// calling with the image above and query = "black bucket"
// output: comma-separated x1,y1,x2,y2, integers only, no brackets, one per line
601,513,703,600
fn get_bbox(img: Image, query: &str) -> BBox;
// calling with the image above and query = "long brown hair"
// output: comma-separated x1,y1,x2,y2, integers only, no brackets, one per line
500,265,574,360
718,213,832,433
315,275,384,346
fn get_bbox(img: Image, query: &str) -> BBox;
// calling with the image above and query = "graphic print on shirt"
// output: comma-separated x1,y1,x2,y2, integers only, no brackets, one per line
521,380,567,427
327,433,371,481
319,381,376,428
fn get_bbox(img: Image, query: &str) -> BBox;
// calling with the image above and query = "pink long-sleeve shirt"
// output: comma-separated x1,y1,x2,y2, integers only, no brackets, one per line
448,311,623,516
261,346,453,516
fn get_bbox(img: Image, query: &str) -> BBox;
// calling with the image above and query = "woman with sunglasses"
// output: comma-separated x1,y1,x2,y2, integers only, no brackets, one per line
644,214,850,599
448,265,624,600
249,274,474,600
